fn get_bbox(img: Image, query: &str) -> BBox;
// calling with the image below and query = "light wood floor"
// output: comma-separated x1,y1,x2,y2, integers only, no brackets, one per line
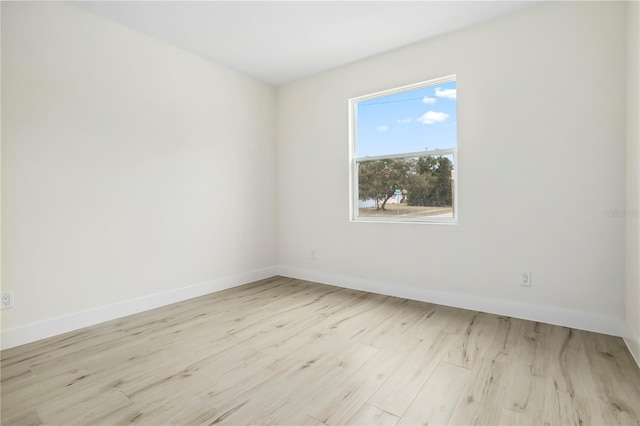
2,276,639,425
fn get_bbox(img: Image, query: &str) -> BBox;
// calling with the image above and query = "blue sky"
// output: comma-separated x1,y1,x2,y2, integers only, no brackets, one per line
355,80,457,157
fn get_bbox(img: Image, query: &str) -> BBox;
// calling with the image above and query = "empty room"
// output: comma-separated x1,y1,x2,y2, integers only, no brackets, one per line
1,1,639,425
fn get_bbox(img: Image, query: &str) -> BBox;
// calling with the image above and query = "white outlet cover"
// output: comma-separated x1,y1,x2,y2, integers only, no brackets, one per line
1,292,15,309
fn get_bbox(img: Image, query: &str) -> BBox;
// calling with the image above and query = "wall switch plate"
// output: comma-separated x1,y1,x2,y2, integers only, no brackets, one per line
520,272,531,287
1,292,15,310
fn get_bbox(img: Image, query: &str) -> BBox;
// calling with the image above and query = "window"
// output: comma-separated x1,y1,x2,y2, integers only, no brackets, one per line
349,75,457,223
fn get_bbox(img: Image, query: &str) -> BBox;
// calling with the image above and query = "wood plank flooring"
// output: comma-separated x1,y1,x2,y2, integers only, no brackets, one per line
2,276,639,425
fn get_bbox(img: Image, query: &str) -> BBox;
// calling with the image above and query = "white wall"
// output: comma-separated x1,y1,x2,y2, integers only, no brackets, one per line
1,2,277,348
625,0,640,365
277,1,629,336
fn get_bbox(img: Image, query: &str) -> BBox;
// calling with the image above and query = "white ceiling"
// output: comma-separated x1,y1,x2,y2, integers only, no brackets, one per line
76,1,542,86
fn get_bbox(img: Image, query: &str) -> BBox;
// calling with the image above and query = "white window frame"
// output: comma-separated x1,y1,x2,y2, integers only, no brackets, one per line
349,76,458,224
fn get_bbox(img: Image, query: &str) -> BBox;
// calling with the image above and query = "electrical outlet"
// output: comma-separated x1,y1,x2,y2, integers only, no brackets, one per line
1,292,15,310
520,272,531,287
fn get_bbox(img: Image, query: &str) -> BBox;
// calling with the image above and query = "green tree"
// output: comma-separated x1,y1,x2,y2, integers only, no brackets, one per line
410,156,453,206
406,172,436,206
358,159,412,210
359,156,453,210
431,156,453,206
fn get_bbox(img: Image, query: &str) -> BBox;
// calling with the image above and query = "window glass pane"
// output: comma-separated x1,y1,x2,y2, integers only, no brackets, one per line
356,80,457,158
357,155,455,219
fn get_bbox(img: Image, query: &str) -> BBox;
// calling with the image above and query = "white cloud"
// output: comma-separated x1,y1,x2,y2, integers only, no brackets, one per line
397,118,412,124
422,96,436,104
416,111,449,125
376,125,389,132
435,87,457,99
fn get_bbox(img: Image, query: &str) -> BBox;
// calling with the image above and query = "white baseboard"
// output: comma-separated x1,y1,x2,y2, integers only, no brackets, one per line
0,267,278,350
3,265,632,355
278,266,629,338
624,327,640,369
